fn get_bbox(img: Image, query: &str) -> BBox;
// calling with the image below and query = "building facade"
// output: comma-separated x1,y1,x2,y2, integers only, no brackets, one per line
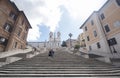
28,32,61,50
66,39,78,48
80,0,120,61
77,33,86,47
0,0,32,52
48,32,61,49
28,42,46,48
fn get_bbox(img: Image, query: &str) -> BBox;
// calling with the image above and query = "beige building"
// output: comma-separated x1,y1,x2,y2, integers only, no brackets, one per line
80,0,120,62
66,39,78,48
77,33,86,47
0,0,32,52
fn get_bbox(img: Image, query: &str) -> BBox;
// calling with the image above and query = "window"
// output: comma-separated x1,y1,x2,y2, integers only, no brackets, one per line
85,26,87,31
108,38,117,46
0,37,5,43
0,37,8,46
104,24,110,33
101,13,105,20
116,0,120,6
87,36,90,41
97,42,101,48
14,42,17,48
91,20,94,25
93,30,97,37
50,35,52,38
89,46,92,51
17,28,22,36
4,23,12,32
114,21,120,27
9,11,17,20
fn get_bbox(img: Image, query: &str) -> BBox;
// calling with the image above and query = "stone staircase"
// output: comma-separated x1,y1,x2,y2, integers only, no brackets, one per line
0,50,120,78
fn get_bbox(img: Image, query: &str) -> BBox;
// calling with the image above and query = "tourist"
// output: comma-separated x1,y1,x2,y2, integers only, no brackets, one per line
48,49,54,57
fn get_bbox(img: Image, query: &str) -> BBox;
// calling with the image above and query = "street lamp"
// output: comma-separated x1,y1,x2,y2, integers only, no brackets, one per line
69,33,72,48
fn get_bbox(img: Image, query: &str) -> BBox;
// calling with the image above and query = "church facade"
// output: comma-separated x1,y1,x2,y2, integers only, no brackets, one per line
47,32,61,49
28,32,61,50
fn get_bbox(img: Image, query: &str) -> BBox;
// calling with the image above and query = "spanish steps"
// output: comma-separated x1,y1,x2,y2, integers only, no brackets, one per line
0,49,120,78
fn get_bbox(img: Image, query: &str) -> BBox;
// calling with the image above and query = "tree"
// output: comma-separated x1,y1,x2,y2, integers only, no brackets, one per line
74,44,80,50
61,41,67,47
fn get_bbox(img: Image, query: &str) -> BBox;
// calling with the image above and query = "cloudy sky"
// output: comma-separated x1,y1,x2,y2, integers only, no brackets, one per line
11,0,107,42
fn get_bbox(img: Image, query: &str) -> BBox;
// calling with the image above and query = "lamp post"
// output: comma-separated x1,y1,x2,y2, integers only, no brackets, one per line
69,33,72,48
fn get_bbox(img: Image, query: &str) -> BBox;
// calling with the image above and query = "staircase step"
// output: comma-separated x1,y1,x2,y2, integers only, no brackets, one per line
3,66,113,69
2,68,118,71
0,50,120,77
7,64,111,67
0,70,120,74
0,73,120,77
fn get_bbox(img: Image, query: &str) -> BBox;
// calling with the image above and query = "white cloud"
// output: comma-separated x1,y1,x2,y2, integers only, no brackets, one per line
62,0,107,20
11,0,63,41
36,2,62,31
11,0,107,41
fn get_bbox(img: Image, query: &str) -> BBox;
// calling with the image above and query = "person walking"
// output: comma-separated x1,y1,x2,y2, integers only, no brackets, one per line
48,49,54,57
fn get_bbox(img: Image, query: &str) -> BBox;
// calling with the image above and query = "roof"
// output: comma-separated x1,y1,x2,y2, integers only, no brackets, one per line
98,0,110,12
8,0,19,12
66,39,77,42
8,0,32,29
20,11,32,28
80,11,98,29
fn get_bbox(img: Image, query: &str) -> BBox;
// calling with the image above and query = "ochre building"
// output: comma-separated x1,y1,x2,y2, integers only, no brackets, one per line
80,0,120,62
0,0,32,52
